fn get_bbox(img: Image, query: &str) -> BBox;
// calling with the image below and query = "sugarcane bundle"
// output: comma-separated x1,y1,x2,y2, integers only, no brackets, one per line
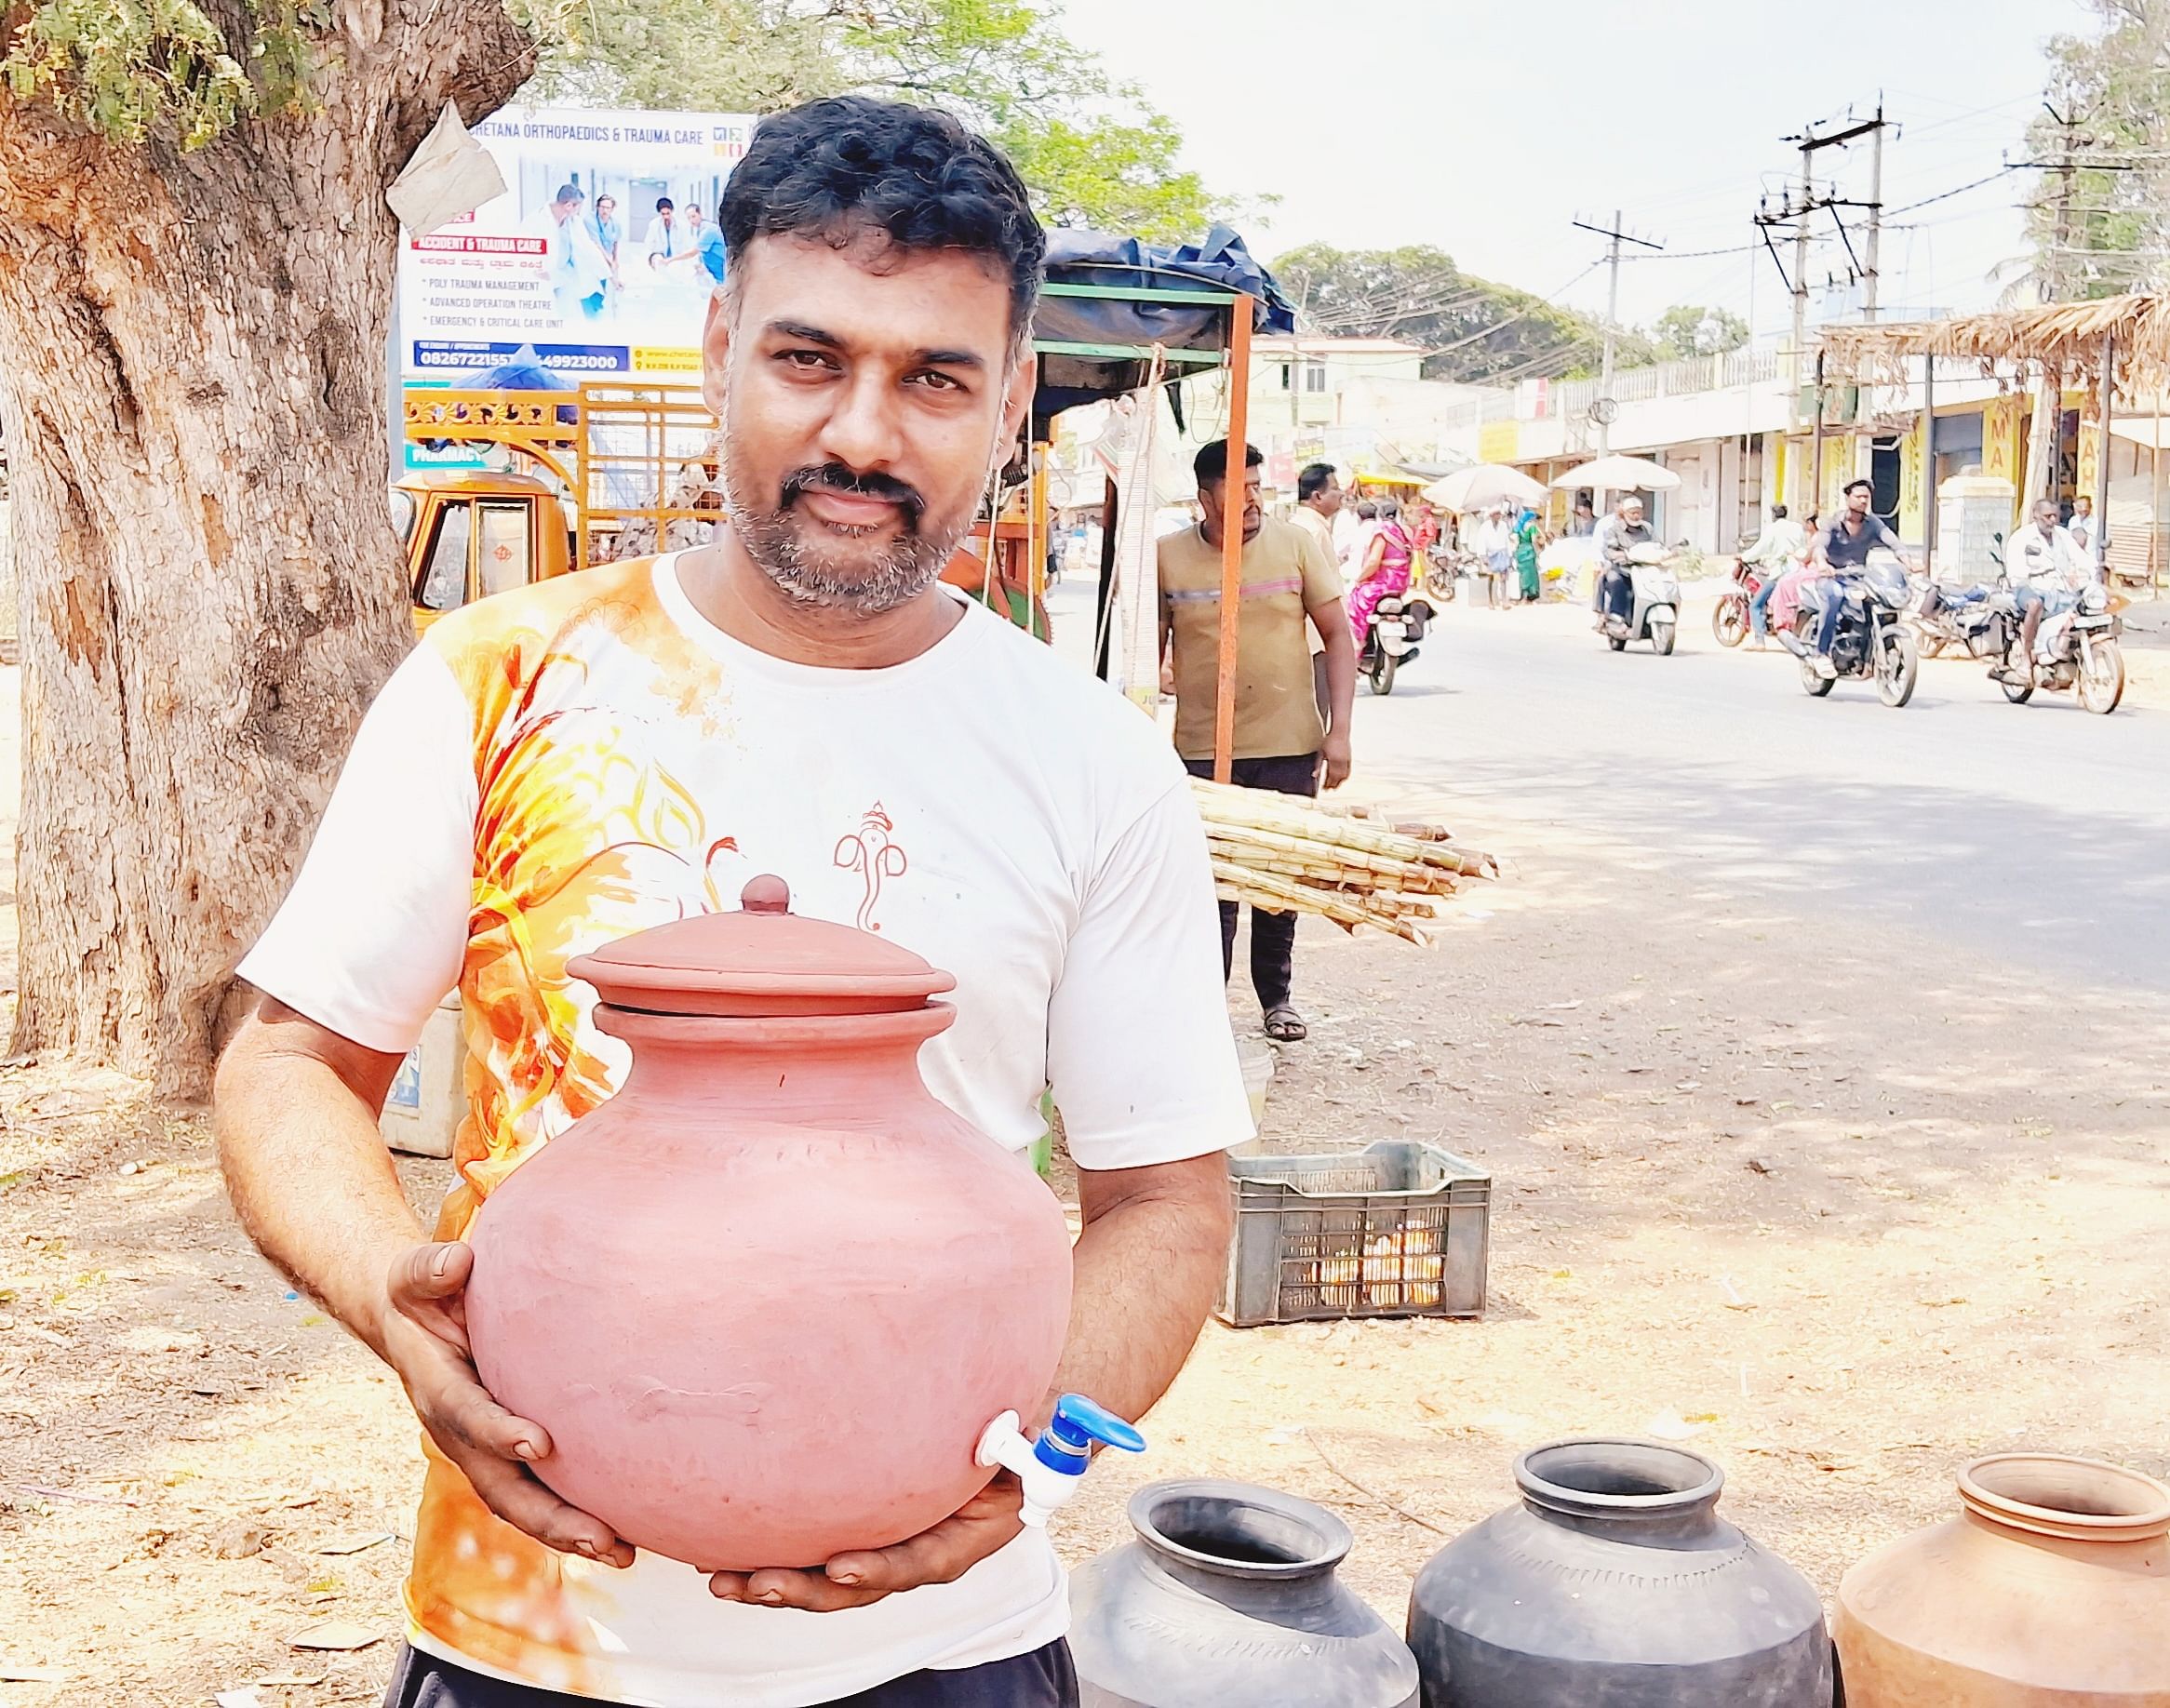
1191,779,1496,946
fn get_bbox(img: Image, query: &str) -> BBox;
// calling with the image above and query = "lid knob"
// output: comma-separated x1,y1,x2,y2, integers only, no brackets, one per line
741,874,792,916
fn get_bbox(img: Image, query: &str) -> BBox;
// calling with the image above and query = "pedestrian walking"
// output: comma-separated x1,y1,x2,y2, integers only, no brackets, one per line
1290,461,1346,723
1159,439,1356,1042
1514,505,1542,603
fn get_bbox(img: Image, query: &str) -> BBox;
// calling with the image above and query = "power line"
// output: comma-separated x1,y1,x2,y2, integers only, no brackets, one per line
1883,167,2014,217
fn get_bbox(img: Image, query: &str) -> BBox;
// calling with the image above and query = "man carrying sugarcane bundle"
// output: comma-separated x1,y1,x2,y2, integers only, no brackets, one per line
1158,438,1357,1042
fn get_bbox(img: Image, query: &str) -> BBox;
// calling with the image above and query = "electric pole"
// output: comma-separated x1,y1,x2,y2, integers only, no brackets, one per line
1754,105,1895,507
2009,106,2136,499
1572,211,1662,455
2013,103,2124,302
1863,98,1886,321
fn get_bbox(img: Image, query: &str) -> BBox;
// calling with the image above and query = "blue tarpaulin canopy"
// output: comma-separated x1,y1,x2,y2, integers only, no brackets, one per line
1030,226,1293,420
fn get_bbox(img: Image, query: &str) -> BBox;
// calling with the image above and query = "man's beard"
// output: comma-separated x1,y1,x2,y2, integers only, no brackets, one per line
722,445,972,618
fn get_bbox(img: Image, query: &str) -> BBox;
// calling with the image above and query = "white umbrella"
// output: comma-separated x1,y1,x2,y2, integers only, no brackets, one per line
1422,464,1548,513
1550,455,1681,493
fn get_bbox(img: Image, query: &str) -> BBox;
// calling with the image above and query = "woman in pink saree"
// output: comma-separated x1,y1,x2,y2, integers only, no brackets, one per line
1348,499,1414,644
1768,510,1822,634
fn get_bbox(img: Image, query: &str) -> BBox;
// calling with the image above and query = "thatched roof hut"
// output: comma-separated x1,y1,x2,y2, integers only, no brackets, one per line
1818,295,2170,402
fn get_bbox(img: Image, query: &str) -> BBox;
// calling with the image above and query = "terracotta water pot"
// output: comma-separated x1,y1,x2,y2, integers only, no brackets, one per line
463,876,1076,1570
1834,1453,2170,1705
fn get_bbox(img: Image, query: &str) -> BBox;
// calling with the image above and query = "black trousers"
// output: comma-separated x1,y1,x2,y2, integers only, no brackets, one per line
1184,752,1320,1012
382,1640,1078,1708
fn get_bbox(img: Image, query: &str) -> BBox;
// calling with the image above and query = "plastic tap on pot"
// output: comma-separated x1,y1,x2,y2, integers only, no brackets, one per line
975,1394,1145,1528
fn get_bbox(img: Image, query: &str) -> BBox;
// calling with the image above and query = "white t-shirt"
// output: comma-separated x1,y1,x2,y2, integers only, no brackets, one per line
239,552,1249,1707
1289,506,1345,657
2007,522,2090,592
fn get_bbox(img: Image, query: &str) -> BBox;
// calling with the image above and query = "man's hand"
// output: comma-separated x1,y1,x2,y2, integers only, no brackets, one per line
1319,731,1352,792
705,1470,1025,1611
382,1242,635,1568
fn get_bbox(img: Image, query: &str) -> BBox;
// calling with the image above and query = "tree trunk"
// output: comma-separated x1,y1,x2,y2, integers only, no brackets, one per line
0,4,534,1098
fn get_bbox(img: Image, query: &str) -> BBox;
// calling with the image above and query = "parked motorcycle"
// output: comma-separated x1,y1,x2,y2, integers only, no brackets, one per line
1711,557,1772,648
1596,542,1681,656
1778,559,1920,706
1911,580,2003,661
1358,593,1436,696
1990,581,2125,714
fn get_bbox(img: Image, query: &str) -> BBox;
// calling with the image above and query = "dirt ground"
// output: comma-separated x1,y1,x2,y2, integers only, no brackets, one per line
4,661,2170,1705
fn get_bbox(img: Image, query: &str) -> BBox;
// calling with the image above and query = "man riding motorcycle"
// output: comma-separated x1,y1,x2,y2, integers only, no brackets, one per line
1595,494,1654,633
1737,502,1806,648
1806,479,1916,678
2001,497,2094,684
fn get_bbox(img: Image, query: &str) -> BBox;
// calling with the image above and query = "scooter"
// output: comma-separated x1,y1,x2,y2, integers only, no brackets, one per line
1990,581,2126,714
1595,542,1681,656
1357,593,1436,696
1778,558,1920,707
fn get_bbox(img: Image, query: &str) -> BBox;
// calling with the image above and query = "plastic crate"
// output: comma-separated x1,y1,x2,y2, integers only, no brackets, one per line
1219,1141,1491,1328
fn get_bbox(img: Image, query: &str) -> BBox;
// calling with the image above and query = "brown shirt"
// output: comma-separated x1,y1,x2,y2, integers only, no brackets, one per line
1159,517,1343,762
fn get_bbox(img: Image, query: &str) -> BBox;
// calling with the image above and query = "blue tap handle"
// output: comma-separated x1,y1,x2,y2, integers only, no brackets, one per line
1036,1394,1146,1472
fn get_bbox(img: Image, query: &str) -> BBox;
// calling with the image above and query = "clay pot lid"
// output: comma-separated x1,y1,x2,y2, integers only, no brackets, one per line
568,874,957,1019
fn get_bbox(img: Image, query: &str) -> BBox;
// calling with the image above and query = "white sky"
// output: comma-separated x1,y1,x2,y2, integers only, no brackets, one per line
1060,0,2097,346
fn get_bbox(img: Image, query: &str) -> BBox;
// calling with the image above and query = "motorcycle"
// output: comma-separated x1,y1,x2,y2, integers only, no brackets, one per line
1710,556,1773,648
1596,542,1681,656
1357,592,1436,697
1989,581,2125,714
1911,580,2003,661
1778,558,1920,707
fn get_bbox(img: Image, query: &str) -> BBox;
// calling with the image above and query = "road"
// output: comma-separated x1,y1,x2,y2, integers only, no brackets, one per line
1342,592,2170,994
1025,569,2170,1620
1050,569,2170,991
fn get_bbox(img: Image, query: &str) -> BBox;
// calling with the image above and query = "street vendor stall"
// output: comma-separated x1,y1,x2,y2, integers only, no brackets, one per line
1025,227,1295,781
1820,293,2170,587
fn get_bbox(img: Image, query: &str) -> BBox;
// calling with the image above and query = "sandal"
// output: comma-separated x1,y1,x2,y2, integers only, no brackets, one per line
1263,1006,1308,1043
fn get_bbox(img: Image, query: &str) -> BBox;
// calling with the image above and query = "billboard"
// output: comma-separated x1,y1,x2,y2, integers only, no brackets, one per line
396,106,757,383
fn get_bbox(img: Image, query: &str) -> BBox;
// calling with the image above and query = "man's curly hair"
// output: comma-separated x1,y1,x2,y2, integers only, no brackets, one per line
720,96,1045,349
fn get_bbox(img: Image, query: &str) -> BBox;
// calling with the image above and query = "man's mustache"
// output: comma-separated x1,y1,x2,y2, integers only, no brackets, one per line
781,463,926,531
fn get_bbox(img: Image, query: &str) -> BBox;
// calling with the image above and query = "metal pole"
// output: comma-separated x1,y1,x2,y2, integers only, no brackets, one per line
1863,99,1885,322
1793,137,1813,415
2095,327,2114,577
2154,388,2163,591
1212,294,1255,786
1092,479,1118,682
1922,354,1937,578
1599,210,1622,457
1811,352,1826,515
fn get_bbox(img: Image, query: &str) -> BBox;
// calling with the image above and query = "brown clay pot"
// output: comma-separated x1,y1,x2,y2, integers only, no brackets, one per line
462,876,1075,1570
1835,1453,2170,1705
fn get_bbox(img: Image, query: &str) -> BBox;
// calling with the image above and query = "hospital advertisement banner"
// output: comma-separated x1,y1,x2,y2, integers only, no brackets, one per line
397,106,756,385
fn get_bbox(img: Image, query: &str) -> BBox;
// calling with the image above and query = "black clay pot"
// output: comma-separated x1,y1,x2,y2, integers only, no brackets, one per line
1069,1478,1421,1708
1406,1438,1832,1707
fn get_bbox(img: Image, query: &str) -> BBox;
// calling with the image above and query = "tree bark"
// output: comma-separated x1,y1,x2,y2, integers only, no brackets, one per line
0,3,534,1097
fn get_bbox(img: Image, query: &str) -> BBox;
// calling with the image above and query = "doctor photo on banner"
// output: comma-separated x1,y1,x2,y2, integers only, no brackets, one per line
521,180,613,324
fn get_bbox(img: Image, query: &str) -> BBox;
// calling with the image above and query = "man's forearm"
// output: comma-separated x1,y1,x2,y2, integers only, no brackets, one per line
1047,1155,1229,1428
214,1012,423,1362
1322,622,1358,741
